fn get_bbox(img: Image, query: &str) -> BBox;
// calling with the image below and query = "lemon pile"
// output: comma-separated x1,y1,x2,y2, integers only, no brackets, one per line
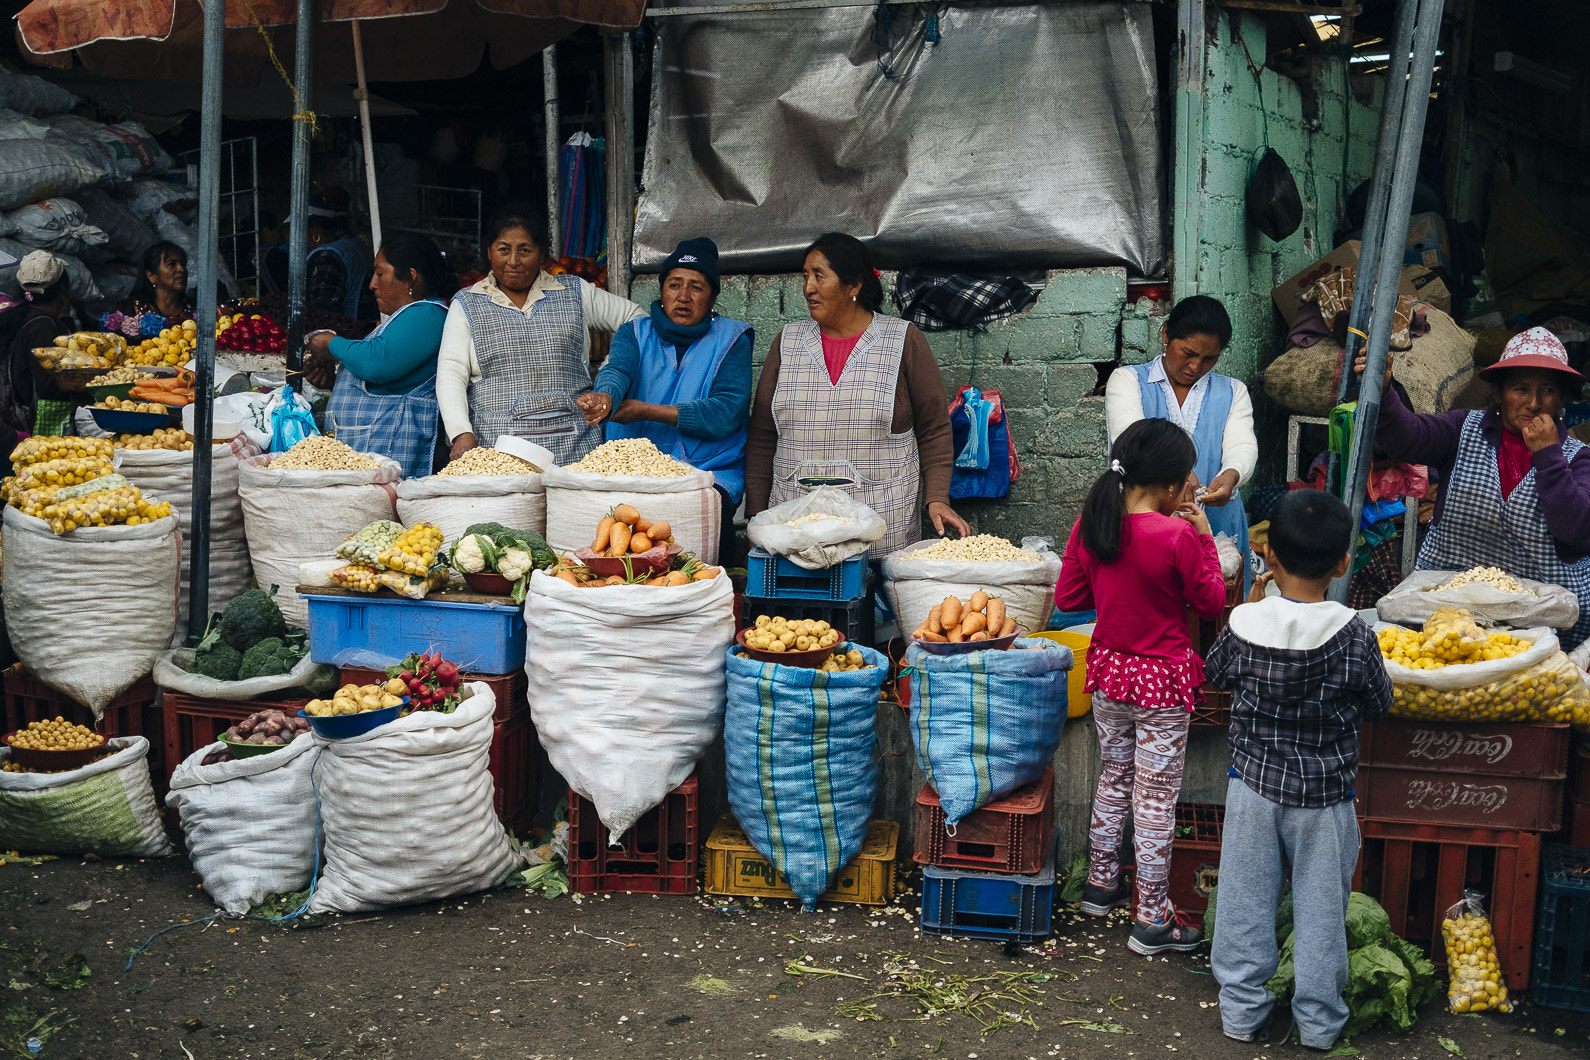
5,718,101,751
378,523,445,576
1378,626,1529,669
126,320,198,367
1443,911,1512,1013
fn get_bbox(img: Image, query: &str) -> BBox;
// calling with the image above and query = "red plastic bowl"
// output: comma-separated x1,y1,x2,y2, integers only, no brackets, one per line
464,571,515,595
574,544,681,578
735,627,835,669
3,729,108,770
912,626,1026,655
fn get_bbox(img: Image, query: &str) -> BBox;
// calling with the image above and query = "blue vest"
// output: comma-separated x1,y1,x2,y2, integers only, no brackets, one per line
309,235,374,317
1129,362,1250,572
606,315,752,503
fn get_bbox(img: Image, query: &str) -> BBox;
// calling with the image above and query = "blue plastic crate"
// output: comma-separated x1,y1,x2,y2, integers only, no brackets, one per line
743,586,874,646
303,592,526,675
920,855,1056,942
1531,844,1590,1012
746,548,870,601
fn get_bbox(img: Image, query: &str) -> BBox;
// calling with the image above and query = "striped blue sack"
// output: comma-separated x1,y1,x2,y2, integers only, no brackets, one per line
905,638,1072,827
723,643,887,911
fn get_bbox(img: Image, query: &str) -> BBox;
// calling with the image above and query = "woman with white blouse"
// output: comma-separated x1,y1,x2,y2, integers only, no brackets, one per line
436,203,643,465
1104,296,1257,564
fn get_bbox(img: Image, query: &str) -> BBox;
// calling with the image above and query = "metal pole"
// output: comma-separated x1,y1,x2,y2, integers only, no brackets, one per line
544,44,562,259
1171,0,1206,302
352,21,382,250
1329,0,1446,604
187,0,226,642
603,31,634,296
284,0,316,377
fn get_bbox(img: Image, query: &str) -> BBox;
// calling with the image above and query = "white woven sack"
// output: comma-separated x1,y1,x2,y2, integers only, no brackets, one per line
0,108,51,140
43,115,173,181
0,139,105,212
237,452,401,627
118,439,258,641
882,539,1064,636
154,647,325,702
307,683,522,914
2,507,178,718
165,737,319,914
542,465,721,563
395,473,546,547
524,569,733,836
4,198,107,256
0,737,172,857
746,486,885,569
1375,570,1580,632
75,188,157,259
0,70,78,118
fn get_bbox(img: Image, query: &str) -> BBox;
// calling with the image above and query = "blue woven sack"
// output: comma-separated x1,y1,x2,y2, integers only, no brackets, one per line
905,639,1072,827
724,644,887,910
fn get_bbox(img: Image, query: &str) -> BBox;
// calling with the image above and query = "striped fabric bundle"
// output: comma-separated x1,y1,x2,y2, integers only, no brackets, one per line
905,639,1072,826
724,644,887,910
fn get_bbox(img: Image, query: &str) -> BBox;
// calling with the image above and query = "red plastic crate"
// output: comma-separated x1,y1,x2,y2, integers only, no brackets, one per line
1190,692,1231,726
914,769,1054,874
1354,819,1539,991
337,665,527,722
3,668,162,788
489,710,536,836
1573,737,1589,803
568,774,699,894
1186,576,1242,658
161,691,308,781
1170,802,1223,918
1566,792,1590,848
1354,765,1563,832
1361,720,1570,778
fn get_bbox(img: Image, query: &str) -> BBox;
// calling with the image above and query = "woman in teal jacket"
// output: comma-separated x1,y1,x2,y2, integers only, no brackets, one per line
305,233,455,477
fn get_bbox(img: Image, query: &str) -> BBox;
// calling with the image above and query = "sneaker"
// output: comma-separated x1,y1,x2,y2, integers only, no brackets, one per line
1127,906,1203,955
1078,879,1132,917
1223,1005,1294,1044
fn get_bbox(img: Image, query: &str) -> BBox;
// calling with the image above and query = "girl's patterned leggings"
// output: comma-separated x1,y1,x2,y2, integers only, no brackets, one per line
1086,691,1192,924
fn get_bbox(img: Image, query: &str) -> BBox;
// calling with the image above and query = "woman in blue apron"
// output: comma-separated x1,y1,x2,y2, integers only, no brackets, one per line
305,233,453,478
577,237,754,564
1357,328,1590,649
1104,295,1257,571
435,202,643,465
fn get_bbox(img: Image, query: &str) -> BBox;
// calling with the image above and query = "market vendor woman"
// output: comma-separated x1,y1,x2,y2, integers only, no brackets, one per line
1357,327,1590,649
304,233,453,478
1105,295,1257,560
577,237,753,563
745,233,970,554
437,203,643,464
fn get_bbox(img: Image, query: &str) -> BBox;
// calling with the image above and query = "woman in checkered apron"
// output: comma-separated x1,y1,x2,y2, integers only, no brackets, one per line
744,233,971,556
1358,327,1590,649
306,234,453,479
436,204,643,466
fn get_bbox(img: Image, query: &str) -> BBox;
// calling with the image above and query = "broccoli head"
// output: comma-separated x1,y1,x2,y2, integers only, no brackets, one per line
190,642,243,682
220,587,287,651
237,637,297,681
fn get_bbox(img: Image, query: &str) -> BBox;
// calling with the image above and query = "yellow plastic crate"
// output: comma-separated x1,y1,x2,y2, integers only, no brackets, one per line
704,814,899,906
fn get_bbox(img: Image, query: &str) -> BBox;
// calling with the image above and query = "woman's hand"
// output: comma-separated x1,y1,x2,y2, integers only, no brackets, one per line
1352,349,1395,390
575,392,613,426
1521,412,1559,453
305,330,336,358
1247,570,1274,605
1199,469,1240,508
449,432,478,462
927,501,971,538
1175,504,1213,537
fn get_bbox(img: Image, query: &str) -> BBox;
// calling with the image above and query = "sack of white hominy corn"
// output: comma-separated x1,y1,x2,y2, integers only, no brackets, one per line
542,439,721,563
883,536,1064,636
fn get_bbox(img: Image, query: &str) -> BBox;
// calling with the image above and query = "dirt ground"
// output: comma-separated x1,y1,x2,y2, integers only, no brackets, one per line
1,856,1586,1060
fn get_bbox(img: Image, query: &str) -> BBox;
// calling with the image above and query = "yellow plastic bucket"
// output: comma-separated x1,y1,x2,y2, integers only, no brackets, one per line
1029,627,1092,718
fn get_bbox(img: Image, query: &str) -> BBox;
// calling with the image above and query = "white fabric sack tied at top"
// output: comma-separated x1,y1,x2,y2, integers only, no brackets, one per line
1375,569,1580,632
542,464,722,564
395,471,546,548
746,486,886,570
0,737,172,858
882,538,1064,636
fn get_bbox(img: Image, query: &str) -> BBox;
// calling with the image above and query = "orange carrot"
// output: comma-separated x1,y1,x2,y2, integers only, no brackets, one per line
968,631,991,642
985,597,1006,636
635,516,652,534
941,596,963,629
969,590,989,613
920,631,948,643
629,533,652,553
614,503,640,526
647,520,671,541
609,522,632,558
927,605,943,634
961,612,987,637
593,516,615,552
999,617,1017,637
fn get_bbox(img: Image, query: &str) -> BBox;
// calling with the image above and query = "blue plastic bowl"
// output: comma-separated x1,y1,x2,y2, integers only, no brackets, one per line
90,406,178,434
298,701,406,740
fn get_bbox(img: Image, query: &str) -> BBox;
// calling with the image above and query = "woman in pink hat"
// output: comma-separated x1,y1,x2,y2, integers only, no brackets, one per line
1357,327,1590,648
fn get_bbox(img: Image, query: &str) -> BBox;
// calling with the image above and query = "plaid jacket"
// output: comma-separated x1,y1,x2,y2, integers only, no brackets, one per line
1205,611,1392,808
892,271,1038,332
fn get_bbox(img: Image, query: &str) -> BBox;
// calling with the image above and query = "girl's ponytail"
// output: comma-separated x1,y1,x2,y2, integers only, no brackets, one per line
1080,418,1198,563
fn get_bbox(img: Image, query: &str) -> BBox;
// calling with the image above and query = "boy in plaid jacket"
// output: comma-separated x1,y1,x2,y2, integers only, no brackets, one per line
1204,489,1393,1049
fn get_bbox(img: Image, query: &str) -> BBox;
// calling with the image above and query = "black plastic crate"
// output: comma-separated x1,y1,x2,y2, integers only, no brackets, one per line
743,584,874,647
1531,844,1590,1012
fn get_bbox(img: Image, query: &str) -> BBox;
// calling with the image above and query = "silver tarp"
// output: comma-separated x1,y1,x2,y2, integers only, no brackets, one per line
634,2,1164,275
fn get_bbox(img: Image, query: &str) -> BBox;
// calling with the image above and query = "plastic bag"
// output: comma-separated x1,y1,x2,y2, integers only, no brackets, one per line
269,384,318,453
1378,623,1590,732
375,568,447,600
153,647,329,703
1442,891,1512,1014
1418,608,1491,660
1375,569,1580,631
335,520,405,567
1213,532,1244,581
329,564,381,592
746,486,886,570
1246,147,1302,242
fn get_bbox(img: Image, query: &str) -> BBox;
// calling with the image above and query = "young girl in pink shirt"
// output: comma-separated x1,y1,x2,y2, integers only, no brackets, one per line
1055,417,1229,955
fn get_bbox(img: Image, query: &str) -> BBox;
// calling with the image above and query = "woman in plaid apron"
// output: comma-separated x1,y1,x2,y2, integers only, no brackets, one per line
745,233,970,554
436,203,643,465
1360,328,1590,649
308,235,453,478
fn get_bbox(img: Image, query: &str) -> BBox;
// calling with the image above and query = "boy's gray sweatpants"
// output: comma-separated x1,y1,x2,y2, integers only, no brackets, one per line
1211,776,1359,1049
